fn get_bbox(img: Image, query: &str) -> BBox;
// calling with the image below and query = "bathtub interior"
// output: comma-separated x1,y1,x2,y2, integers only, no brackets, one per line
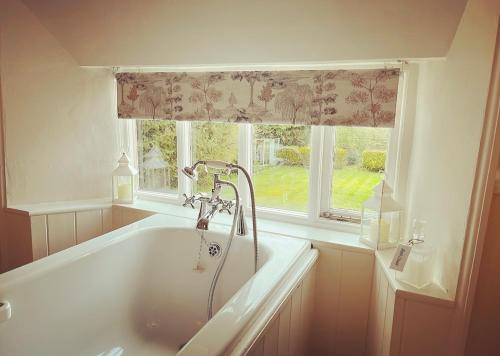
0,225,271,356
130,228,270,352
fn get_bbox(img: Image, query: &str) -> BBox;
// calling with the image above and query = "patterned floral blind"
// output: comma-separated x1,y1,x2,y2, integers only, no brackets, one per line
116,68,400,127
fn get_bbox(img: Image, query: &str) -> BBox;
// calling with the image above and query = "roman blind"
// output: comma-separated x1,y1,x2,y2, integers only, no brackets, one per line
116,68,400,127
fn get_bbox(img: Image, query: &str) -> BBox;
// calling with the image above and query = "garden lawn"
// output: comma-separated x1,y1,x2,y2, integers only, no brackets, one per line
252,165,383,212
331,166,383,210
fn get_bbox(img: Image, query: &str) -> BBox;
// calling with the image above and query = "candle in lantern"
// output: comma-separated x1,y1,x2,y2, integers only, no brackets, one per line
370,219,390,243
118,183,132,201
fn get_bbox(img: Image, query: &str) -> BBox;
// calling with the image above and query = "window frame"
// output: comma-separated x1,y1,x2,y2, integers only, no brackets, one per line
126,65,409,234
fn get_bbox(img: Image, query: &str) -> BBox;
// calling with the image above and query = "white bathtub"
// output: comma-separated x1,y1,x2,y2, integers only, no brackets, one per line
0,213,317,355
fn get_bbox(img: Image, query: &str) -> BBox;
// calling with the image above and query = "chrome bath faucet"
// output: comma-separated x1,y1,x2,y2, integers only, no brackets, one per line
183,174,239,232
181,160,257,274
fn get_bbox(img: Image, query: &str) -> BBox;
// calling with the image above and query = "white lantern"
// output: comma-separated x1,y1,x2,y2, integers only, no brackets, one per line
112,153,137,204
360,180,402,249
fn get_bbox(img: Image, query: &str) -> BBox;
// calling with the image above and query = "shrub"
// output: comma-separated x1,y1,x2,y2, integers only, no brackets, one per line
277,146,310,166
277,147,301,165
298,146,311,166
362,150,386,171
334,148,347,169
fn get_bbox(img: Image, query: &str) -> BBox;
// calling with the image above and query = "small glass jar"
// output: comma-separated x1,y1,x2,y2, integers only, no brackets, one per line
396,220,435,289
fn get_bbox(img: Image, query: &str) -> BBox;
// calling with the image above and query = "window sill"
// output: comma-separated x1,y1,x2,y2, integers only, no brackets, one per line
115,199,373,254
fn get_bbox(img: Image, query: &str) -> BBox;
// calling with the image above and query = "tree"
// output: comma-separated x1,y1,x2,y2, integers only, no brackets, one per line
231,71,272,108
228,92,237,107
163,73,186,119
192,122,239,190
116,73,136,106
258,82,275,111
312,71,342,124
137,120,178,188
127,85,139,108
190,73,225,120
254,125,310,146
274,84,313,124
346,69,398,126
189,91,204,116
139,86,165,119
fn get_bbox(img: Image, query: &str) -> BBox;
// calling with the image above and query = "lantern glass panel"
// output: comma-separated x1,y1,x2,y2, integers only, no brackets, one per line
361,206,379,244
360,188,402,249
113,175,134,203
380,210,401,246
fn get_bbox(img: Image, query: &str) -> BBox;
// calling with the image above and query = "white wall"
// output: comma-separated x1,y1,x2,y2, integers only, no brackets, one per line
0,0,120,205
405,0,499,297
21,0,466,66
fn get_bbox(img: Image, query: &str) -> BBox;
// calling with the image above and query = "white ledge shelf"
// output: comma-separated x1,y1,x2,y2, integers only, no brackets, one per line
376,249,454,307
5,197,372,254
6,199,112,216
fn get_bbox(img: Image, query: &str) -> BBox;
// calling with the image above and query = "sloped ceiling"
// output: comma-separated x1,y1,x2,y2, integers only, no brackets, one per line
21,0,467,66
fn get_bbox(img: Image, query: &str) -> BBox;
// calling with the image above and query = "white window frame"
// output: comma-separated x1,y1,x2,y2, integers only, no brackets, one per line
125,64,409,234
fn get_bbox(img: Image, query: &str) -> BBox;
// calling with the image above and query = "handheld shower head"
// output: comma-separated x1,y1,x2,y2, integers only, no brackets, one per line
181,166,198,181
182,160,234,182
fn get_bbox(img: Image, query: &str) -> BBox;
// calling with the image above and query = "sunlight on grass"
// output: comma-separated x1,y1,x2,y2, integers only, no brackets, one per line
253,166,309,212
253,165,381,212
331,166,383,210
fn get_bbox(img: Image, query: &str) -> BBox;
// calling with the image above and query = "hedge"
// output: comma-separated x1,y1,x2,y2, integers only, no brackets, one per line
298,146,311,166
362,150,386,171
277,146,310,166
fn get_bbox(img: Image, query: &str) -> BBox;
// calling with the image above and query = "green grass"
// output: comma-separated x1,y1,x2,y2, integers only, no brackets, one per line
253,165,382,212
195,165,383,212
331,166,383,210
253,166,309,211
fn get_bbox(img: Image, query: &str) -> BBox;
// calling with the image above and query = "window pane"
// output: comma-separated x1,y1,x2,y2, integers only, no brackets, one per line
331,126,391,212
137,120,178,193
253,125,311,212
192,122,239,199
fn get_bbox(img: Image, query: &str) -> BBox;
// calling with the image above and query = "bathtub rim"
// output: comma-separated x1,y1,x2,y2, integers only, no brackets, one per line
0,214,284,289
0,213,314,356
177,223,313,355
226,247,318,355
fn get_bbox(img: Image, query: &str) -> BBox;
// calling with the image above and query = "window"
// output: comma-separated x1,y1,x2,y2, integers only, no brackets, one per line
136,120,178,193
252,125,311,212
325,126,391,220
135,122,397,223
132,69,404,230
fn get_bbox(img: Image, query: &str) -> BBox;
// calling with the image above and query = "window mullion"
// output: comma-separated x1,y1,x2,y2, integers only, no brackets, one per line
320,126,335,214
177,121,191,200
238,124,252,208
308,126,324,221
